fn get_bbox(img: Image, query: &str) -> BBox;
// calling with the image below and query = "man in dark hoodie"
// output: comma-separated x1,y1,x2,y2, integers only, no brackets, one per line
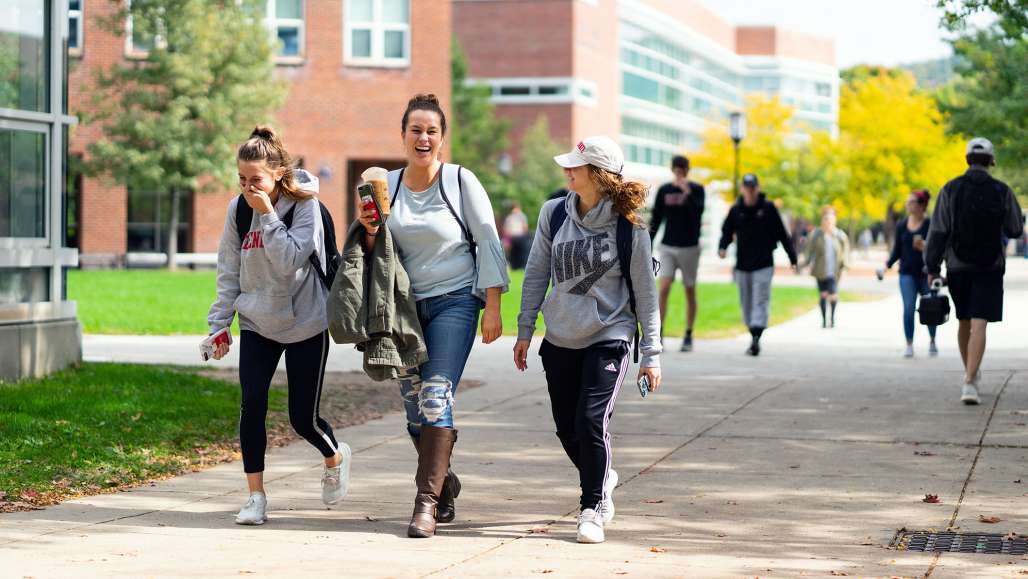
925,138,1023,405
718,173,798,356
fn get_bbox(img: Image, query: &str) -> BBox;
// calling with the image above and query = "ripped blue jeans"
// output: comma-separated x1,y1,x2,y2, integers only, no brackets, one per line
399,285,481,437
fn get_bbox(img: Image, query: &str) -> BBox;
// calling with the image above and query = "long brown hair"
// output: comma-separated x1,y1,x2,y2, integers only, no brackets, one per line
237,125,309,201
587,165,648,226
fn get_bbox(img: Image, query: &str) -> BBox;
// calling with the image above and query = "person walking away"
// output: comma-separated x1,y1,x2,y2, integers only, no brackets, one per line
503,202,531,270
799,207,849,329
357,94,509,537
924,138,1023,405
718,173,798,356
208,126,351,526
883,190,938,358
514,136,662,544
649,155,705,352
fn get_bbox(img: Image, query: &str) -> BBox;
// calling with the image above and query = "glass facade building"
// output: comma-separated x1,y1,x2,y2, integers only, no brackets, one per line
0,0,81,381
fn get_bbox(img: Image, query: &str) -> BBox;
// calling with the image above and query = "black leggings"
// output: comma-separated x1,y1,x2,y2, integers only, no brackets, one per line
238,330,338,474
539,339,631,509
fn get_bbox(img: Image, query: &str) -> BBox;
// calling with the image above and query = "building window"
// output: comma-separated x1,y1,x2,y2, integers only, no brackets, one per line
124,1,164,57
68,0,83,53
267,0,304,59
345,0,410,67
0,267,50,304
0,128,47,239
127,188,192,253
0,0,50,112
816,82,832,98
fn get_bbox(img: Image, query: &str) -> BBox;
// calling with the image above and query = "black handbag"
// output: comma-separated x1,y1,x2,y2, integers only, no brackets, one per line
918,281,951,326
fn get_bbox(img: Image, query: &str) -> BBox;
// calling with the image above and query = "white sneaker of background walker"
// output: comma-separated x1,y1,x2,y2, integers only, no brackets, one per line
577,508,605,544
904,345,914,359
235,492,268,525
600,469,618,524
961,383,981,405
322,442,352,505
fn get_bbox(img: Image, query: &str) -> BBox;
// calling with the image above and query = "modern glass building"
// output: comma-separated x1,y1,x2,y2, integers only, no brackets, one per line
1,0,81,381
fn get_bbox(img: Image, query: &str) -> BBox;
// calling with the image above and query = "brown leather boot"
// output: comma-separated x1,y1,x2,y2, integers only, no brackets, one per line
407,426,457,538
411,434,460,524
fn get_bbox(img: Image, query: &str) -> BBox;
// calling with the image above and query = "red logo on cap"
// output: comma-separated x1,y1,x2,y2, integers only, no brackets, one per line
577,141,586,153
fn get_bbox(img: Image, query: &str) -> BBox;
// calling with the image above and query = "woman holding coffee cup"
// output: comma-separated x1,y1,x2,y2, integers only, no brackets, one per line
883,189,937,358
356,94,508,538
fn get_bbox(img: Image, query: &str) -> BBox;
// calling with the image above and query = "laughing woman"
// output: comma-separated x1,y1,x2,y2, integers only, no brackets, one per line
356,94,509,538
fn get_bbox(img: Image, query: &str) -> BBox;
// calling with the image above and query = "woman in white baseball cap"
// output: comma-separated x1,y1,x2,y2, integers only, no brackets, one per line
514,136,662,544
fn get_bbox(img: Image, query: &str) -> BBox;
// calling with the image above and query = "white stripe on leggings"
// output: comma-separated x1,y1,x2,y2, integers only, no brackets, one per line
311,331,337,453
598,348,631,506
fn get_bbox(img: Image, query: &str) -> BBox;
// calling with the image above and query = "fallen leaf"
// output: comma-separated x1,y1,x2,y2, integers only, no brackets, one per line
923,494,942,503
789,465,801,469
649,546,667,553
830,572,849,577
642,499,664,504
914,451,936,457
1015,480,1023,484
533,571,554,575
530,527,550,534
715,532,727,538
979,515,1002,524
364,516,378,522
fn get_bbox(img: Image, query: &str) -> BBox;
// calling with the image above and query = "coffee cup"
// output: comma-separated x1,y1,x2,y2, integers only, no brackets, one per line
361,167,390,223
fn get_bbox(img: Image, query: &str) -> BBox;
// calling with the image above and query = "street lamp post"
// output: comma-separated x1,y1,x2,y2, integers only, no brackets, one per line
729,112,746,198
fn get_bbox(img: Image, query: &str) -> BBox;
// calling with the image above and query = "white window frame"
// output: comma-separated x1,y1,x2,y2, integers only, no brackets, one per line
68,0,83,56
344,0,411,68
266,0,305,63
124,2,166,59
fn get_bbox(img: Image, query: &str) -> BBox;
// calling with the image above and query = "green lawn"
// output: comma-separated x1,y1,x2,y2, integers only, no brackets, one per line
70,269,840,338
0,363,285,506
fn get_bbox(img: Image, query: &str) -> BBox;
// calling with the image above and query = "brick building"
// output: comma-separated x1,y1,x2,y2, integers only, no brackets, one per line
69,0,451,267
454,0,839,184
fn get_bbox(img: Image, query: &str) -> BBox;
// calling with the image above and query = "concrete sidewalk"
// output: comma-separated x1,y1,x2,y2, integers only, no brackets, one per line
5,291,1028,577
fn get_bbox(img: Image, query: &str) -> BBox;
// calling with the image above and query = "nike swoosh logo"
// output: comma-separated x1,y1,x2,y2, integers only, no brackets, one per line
569,258,617,295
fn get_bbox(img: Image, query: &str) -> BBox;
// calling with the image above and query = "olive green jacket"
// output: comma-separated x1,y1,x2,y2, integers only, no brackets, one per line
801,228,850,280
327,221,428,381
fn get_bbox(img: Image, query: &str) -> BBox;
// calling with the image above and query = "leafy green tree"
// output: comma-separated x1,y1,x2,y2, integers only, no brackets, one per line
938,25,1027,199
449,37,510,196
506,116,565,226
83,0,285,269
937,0,1028,36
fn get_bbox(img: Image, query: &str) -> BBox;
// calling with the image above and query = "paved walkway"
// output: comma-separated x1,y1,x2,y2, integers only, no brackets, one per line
4,281,1028,577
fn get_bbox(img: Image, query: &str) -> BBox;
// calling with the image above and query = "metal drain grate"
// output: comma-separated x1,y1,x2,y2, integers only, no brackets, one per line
895,531,1028,555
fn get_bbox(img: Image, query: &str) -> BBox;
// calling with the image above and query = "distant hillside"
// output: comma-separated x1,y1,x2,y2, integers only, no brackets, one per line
900,57,956,89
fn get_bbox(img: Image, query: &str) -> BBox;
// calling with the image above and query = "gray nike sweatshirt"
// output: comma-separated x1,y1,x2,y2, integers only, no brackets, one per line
517,193,662,367
207,171,328,344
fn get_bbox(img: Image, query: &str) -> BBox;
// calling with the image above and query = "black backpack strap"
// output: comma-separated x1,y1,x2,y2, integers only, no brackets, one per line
438,164,477,259
549,201,568,241
280,201,332,288
235,195,253,246
616,215,640,363
391,167,405,206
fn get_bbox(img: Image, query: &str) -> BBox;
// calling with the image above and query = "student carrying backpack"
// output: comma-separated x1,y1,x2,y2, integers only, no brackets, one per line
514,136,662,545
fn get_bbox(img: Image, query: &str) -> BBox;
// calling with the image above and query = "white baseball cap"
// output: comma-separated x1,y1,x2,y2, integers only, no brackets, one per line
554,136,625,175
966,137,995,157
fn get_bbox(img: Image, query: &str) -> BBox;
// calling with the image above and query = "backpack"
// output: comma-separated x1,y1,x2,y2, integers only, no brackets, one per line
390,163,477,260
549,201,659,362
235,197,341,289
950,173,1007,267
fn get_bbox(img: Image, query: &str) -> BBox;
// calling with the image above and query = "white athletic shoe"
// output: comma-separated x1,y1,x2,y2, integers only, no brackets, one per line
961,383,981,405
235,492,268,525
322,442,352,505
576,508,605,544
600,469,618,524
904,345,914,359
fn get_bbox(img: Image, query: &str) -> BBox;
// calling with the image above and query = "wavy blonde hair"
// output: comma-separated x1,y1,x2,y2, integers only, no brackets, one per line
587,165,648,226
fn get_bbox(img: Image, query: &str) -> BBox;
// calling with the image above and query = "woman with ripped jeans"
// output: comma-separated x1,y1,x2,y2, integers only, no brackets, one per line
357,94,508,538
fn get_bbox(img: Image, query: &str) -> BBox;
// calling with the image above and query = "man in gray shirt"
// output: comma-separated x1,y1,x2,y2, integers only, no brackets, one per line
925,138,1024,405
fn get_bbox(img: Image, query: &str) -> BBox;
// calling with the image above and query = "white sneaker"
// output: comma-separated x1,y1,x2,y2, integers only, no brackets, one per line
961,383,981,405
904,345,914,358
322,442,352,505
600,469,618,524
235,492,268,525
576,508,605,544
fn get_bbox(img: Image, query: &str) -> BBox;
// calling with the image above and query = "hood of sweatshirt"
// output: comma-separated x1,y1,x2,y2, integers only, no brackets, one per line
736,192,768,211
567,191,618,231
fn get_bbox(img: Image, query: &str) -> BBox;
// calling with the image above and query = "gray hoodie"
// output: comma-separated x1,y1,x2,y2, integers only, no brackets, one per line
518,193,662,367
207,172,328,344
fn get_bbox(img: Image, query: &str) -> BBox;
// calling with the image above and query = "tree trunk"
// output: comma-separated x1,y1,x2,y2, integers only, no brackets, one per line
167,188,180,271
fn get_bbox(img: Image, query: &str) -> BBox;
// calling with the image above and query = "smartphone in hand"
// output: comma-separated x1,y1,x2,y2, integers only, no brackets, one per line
200,327,232,362
637,375,650,398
